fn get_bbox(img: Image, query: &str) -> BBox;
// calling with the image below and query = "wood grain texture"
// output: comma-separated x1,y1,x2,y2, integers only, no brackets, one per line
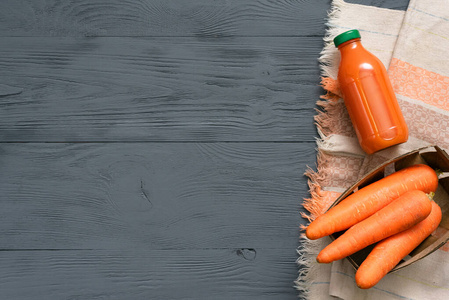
0,248,298,299
0,0,331,37
0,143,314,250
0,0,411,299
348,0,409,10
0,0,412,38
0,36,321,142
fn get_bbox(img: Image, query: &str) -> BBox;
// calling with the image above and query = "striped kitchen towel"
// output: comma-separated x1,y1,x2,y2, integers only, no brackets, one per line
296,0,449,299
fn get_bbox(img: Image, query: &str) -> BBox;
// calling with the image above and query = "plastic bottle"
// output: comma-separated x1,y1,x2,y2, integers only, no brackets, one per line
334,29,408,154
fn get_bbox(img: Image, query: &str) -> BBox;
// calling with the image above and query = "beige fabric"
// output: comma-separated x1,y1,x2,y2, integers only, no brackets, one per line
297,0,449,299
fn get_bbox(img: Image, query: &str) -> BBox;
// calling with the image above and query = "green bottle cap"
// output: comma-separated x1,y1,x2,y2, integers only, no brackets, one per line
333,29,361,47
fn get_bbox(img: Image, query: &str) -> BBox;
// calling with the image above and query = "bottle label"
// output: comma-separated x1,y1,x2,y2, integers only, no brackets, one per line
341,69,400,142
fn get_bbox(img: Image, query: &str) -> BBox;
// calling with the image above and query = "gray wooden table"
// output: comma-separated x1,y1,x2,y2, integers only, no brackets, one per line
0,1,408,299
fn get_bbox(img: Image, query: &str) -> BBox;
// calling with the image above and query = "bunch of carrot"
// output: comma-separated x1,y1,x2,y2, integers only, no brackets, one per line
306,163,442,289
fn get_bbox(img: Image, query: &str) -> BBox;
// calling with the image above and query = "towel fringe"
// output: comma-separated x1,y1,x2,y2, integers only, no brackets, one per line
295,0,348,295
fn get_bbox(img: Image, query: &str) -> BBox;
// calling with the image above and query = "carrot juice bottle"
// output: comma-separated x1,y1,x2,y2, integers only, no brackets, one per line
334,29,408,154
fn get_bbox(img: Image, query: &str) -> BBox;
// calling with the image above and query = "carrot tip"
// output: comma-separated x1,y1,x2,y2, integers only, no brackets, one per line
355,273,375,289
305,233,319,240
316,253,331,264
316,257,330,264
305,227,320,240
356,282,373,289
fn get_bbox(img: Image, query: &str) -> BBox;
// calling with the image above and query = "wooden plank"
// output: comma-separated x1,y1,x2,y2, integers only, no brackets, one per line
0,0,331,37
0,36,321,142
0,0,412,38
349,0,409,10
0,142,314,250
0,248,298,299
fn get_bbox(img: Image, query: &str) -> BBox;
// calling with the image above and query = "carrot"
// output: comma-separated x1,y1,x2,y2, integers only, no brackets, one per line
306,164,438,240
355,201,442,289
316,190,432,264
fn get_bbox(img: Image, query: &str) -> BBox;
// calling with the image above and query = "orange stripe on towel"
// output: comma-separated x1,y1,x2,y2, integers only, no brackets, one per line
321,77,341,97
302,188,342,223
389,58,449,111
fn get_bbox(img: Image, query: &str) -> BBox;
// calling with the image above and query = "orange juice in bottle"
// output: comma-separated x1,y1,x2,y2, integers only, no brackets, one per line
334,29,408,154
